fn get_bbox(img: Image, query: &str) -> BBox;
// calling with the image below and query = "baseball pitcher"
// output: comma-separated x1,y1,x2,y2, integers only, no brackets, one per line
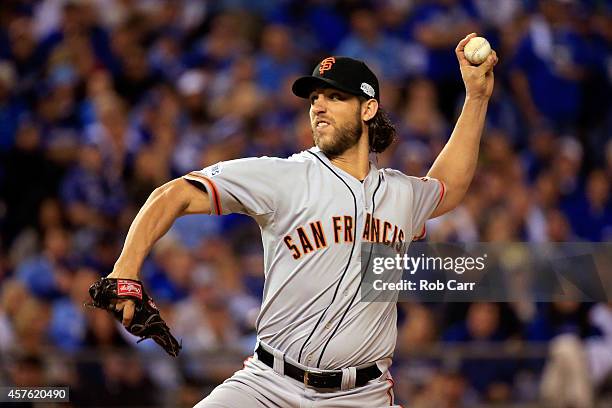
92,33,497,407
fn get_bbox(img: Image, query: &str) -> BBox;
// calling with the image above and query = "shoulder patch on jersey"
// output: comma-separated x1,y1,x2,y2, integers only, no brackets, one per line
202,162,223,178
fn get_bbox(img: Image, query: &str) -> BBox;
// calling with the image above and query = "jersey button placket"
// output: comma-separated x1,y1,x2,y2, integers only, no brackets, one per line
361,182,369,211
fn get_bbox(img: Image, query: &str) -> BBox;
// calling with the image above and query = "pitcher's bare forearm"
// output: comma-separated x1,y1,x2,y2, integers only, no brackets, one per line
427,96,488,217
112,179,211,278
424,33,498,218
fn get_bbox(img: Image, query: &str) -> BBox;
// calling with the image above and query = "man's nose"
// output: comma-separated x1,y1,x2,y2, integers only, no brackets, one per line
312,95,327,113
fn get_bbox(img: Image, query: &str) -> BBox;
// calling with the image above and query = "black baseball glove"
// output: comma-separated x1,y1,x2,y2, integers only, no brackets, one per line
86,277,181,357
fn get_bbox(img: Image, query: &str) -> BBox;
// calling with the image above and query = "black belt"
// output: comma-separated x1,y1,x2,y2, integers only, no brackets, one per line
255,344,382,389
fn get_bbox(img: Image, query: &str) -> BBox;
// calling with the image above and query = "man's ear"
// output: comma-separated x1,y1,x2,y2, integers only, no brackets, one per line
362,99,379,122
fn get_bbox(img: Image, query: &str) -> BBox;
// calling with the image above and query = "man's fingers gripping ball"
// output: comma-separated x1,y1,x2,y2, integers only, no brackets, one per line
480,50,498,73
85,277,182,357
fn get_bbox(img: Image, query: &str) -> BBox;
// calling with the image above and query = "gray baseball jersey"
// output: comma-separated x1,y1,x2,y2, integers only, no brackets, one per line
183,146,444,370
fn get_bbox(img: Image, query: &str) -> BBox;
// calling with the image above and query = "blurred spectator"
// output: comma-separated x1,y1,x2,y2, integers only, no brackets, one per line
545,208,574,242
144,234,196,303
8,354,46,387
255,24,304,94
562,169,612,241
12,297,50,355
4,15,42,103
83,308,130,350
411,371,471,408
187,12,251,70
0,279,29,352
336,7,411,80
1,122,63,247
114,45,161,106
397,304,438,352
48,267,98,352
509,0,589,130
411,0,481,119
60,145,126,229
398,78,448,146
83,92,142,179
0,61,25,152
540,302,612,408
209,55,265,121
174,267,241,352
527,301,598,342
16,227,72,300
443,303,516,402
72,353,159,407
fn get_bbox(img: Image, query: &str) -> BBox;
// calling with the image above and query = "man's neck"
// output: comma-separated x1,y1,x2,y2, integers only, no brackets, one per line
329,135,370,181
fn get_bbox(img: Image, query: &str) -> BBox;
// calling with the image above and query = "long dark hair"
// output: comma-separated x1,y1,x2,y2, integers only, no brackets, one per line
366,107,396,153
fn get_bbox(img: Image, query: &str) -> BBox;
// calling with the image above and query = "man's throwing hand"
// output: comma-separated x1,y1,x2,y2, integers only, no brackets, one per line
456,33,498,100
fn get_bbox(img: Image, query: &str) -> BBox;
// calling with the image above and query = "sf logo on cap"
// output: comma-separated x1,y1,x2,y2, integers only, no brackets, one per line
319,57,336,75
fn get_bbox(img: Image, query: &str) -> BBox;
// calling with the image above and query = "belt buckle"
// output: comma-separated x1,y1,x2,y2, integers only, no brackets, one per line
303,369,324,388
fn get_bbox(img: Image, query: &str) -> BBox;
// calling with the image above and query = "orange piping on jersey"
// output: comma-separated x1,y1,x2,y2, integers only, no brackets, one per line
243,356,253,368
186,172,223,215
413,224,427,241
414,180,445,241
435,179,446,209
386,376,395,406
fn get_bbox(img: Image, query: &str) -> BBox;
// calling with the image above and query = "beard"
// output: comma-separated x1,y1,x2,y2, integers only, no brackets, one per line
313,111,362,159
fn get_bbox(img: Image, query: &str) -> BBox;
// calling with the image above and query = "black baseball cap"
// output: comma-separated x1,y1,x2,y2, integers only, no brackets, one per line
292,56,380,102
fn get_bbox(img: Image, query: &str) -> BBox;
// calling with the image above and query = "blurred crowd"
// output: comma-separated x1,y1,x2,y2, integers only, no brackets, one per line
0,0,611,406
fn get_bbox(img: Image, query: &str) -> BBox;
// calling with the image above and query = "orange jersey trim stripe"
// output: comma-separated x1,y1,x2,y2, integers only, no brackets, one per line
413,179,446,241
413,224,427,241
243,356,253,368
185,172,223,215
435,179,446,209
386,375,403,407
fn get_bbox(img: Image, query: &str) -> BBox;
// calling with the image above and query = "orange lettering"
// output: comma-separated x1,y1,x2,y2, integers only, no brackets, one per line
284,235,301,259
344,216,353,243
370,217,380,243
362,213,371,240
332,216,342,243
310,221,327,249
383,222,392,244
297,227,314,254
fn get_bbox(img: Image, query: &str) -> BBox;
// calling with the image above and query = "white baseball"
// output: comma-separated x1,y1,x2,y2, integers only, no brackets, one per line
463,36,491,65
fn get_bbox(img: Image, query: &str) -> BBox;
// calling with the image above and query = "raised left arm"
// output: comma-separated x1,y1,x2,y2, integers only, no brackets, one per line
427,33,498,218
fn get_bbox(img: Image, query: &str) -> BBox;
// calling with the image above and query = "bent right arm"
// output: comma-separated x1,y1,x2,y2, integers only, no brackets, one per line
107,178,210,325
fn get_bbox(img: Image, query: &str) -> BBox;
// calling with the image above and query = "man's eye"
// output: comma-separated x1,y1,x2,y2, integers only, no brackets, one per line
309,95,317,104
330,93,342,100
